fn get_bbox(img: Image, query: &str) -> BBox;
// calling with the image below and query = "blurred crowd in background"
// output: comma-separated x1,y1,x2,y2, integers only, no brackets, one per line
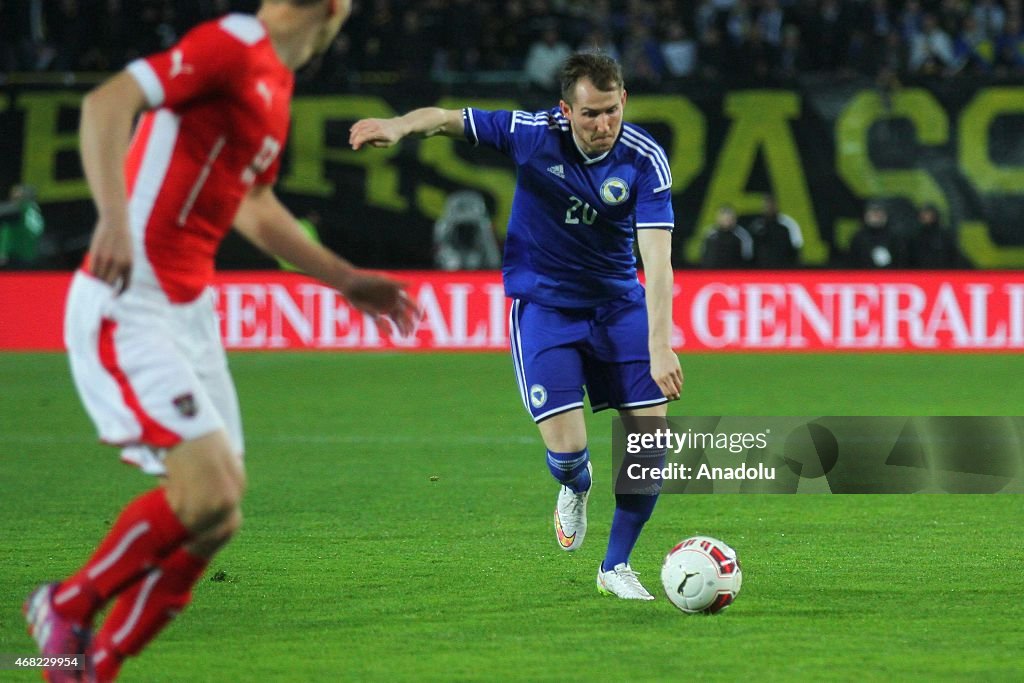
0,1,999,270
2,0,1023,86
696,198,971,270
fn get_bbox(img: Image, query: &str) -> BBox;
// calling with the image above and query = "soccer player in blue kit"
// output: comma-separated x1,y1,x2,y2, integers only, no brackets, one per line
350,53,683,600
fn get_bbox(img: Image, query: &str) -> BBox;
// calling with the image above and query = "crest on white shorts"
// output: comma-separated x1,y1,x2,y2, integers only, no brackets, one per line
173,393,197,418
529,384,548,408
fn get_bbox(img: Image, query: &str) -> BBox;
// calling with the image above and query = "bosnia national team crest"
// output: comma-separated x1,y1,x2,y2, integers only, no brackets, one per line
529,384,548,409
600,177,629,205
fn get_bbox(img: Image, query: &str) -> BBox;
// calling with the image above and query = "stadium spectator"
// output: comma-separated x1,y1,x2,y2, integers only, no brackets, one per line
725,0,753,45
660,20,698,78
350,52,682,601
2,0,1022,84
523,25,572,91
127,0,180,58
731,23,777,79
578,26,621,64
994,13,1024,72
393,8,436,80
621,20,665,84
900,0,926,43
47,1,89,71
586,0,617,37
698,25,728,79
748,194,803,268
938,0,970,35
973,0,1007,38
954,14,997,72
777,24,809,77
805,0,848,72
7,0,53,71
879,29,909,78
848,201,907,268
352,0,398,73
845,0,888,75
440,0,484,75
21,3,418,682
701,204,754,268
909,12,956,74
907,203,969,268
757,0,786,48
90,0,133,71
694,0,720,44
0,184,45,267
862,0,895,45
479,0,532,71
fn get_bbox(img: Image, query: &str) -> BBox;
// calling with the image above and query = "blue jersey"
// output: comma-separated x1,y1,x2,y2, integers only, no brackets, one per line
463,107,674,309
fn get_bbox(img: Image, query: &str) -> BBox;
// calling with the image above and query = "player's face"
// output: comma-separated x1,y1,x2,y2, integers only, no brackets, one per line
561,78,626,156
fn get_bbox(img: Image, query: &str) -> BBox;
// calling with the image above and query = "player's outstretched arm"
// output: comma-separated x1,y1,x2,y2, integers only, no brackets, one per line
80,71,150,291
638,229,683,401
349,108,464,150
233,185,420,336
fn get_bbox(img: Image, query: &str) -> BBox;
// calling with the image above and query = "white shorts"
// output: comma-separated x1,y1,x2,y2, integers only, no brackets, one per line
64,270,244,475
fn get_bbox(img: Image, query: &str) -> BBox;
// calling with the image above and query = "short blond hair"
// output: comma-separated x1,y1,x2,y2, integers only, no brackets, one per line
560,53,624,104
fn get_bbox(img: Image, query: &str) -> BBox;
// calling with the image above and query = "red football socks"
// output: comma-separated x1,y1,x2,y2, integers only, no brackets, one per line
51,488,190,627
91,547,209,681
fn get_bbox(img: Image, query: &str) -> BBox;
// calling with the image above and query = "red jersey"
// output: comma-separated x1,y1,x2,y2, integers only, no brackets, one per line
123,14,293,303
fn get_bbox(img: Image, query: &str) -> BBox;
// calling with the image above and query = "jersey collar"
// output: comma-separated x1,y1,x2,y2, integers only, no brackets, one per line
570,128,614,165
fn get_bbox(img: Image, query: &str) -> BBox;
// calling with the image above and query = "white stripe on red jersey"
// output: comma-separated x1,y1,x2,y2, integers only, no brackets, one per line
121,14,293,303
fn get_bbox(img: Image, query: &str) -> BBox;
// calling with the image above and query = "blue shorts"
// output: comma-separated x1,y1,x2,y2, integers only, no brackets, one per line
509,289,668,423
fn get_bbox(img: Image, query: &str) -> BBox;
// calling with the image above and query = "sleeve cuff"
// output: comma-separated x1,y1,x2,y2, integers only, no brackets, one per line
462,108,479,146
127,59,165,108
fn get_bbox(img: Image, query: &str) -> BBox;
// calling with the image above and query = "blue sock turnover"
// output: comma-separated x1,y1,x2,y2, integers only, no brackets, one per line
546,448,591,493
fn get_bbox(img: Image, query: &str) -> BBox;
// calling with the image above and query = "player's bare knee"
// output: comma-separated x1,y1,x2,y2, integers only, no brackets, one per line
163,432,245,532
209,480,243,519
199,463,244,523
549,437,587,452
186,508,242,557
538,410,587,452
541,427,587,452
206,456,245,510
208,502,243,537
168,485,236,533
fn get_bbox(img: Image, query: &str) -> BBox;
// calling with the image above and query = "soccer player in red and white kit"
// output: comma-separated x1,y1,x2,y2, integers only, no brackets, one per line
22,2,417,681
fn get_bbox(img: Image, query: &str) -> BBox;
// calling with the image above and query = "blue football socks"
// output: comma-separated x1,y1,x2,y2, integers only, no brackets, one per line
602,493,659,570
603,444,665,570
546,448,591,493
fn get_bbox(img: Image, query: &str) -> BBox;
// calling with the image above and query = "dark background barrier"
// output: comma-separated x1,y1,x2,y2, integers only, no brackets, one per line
2,75,1023,271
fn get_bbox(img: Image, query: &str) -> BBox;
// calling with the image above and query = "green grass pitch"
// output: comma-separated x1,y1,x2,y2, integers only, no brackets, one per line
1,352,1023,681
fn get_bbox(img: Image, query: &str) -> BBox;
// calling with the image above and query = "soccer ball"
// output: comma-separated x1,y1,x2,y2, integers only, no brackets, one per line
661,536,742,614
